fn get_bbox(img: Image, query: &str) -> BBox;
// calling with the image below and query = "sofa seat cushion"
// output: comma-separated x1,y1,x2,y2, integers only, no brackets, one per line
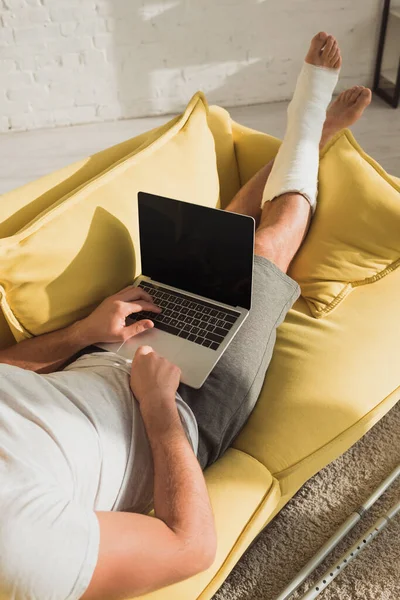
0,92,220,340
233,260,400,495
136,448,279,600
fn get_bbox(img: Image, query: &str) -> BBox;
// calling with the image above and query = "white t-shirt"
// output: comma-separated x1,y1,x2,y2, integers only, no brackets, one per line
0,352,198,600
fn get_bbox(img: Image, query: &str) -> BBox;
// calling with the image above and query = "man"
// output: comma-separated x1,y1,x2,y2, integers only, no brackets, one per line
0,32,371,600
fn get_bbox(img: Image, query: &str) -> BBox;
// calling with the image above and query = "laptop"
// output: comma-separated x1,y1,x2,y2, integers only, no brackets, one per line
96,192,255,388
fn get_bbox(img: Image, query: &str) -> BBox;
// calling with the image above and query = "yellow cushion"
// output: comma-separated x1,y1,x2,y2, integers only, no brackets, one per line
207,106,241,209
232,124,400,319
0,92,220,340
289,129,400,318
232,120,281,186
234,259,400,496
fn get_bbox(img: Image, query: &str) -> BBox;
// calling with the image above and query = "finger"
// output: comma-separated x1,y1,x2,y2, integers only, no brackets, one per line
135,345,154,357
116,283,136,294
124,319,154,340
117,286,153,304
123,300,162,316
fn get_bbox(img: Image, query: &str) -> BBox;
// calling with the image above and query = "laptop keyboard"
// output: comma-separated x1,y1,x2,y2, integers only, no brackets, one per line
127,281,240,351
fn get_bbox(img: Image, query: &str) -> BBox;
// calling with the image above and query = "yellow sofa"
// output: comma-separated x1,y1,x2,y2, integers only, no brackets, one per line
0,95,399,600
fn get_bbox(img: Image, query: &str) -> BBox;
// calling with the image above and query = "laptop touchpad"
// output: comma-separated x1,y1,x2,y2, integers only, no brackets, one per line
118,327,183,362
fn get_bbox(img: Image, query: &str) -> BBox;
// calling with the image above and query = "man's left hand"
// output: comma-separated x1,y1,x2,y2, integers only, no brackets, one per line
79,285,161,345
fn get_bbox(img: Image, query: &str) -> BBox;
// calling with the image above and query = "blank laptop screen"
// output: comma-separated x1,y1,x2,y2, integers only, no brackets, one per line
138,192,254,310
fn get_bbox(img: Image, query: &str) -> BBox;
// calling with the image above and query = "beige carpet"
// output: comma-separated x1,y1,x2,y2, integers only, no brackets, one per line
213,401,400,600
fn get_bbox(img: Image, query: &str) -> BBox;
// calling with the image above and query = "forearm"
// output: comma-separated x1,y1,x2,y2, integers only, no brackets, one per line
0,285,161,374
0,320,91,373
142,400,216,550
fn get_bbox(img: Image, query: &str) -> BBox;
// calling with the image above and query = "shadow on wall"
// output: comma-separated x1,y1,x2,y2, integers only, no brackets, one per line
108,0,382,119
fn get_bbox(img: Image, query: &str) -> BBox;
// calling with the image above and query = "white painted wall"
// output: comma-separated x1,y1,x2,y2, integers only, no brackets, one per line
0,0,383,132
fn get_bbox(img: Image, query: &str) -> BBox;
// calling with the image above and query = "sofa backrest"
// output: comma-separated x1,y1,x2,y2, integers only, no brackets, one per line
0,93,222,343
207,106,241,208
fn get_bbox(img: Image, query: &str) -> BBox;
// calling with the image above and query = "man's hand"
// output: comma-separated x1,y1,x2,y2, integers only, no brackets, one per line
130,346,182,432
82,346,216,600
0,284,162,374
80,285,162,345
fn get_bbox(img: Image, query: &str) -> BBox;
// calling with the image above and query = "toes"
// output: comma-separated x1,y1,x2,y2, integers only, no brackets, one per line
342,86,371,107
352,87,372,112
349,86,363,103
327,39,338,60
306,31,331,65
321,35,335,57
312,31,329,53
316,31,329,45
329,43,341,68
333,54,342,69
343,88,355,103
321,35,341,68
359,88,372,105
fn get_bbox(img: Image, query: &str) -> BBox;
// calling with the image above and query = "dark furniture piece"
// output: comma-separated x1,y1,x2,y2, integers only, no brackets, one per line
373,0,400,108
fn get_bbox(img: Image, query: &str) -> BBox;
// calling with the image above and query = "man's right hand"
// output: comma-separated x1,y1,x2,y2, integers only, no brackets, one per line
130,346,182,432
79,286,161,346
83,346,216,600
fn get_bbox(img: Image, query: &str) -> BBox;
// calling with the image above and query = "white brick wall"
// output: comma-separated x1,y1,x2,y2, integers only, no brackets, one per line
0,0,383,132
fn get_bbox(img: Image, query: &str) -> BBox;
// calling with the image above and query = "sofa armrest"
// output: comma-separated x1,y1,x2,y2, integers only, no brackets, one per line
136,448,280,600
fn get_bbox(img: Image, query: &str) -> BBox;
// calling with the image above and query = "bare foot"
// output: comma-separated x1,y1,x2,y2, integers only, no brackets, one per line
305,32,342,69
320,85,372,148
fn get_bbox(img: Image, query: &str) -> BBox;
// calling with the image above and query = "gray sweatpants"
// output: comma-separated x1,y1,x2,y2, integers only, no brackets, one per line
178,255,300,470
